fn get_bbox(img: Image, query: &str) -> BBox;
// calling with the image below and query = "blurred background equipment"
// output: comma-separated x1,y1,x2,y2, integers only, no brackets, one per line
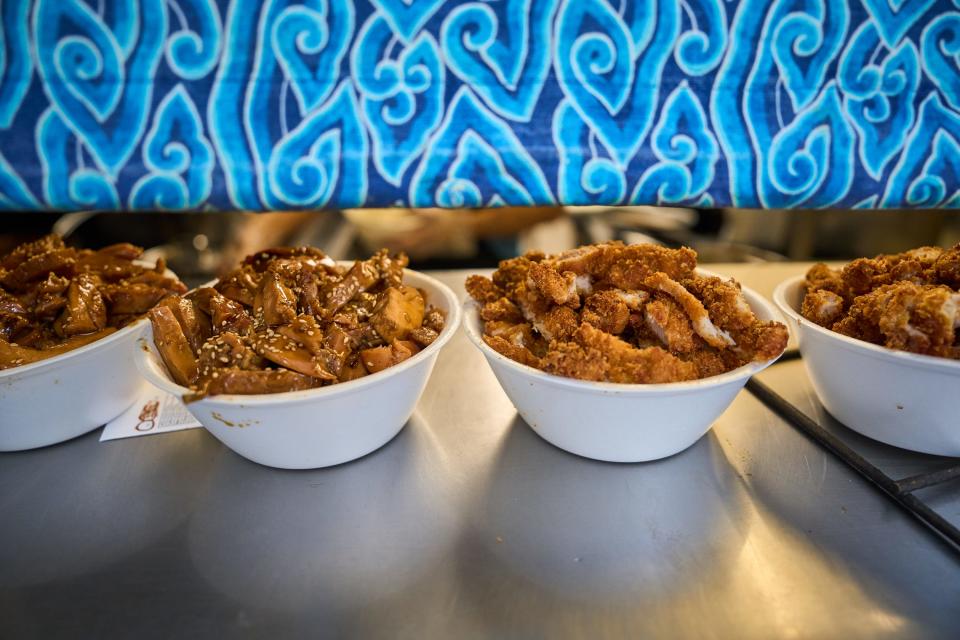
2,208,958,287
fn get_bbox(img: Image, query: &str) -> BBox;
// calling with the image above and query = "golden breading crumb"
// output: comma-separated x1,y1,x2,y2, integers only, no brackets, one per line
527,262,579,307
801,289,844,327
644,297,696,353
540,305,579,341
581,290,630,335
542,323,697,384
483,334,542,368
465,275,504,304
833,282,958,357
480,297,523,323
934,245,960,289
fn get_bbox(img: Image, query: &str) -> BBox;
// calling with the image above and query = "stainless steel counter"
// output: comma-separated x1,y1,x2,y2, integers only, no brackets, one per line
2,265,958,639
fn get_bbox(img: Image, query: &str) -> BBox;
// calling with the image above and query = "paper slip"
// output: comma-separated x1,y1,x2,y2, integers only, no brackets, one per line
100,387,202,441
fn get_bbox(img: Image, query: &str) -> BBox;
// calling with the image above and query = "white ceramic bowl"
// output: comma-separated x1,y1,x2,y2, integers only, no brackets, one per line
775,275,960,456
463,275,786,462
135,269,461,469
0,317,150,451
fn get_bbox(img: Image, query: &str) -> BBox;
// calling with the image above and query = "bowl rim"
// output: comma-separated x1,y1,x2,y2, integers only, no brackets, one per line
136,267,463,407
774,274,960,374
463,270,786,395
0,315,149,380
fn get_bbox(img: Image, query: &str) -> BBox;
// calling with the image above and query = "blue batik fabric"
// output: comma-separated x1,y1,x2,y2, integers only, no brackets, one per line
2,0,960,211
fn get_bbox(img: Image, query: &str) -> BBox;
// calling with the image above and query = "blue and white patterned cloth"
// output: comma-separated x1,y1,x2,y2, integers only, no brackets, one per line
2,0,960,211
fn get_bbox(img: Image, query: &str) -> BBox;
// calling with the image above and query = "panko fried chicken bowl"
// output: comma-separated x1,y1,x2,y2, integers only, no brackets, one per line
463,243,788,463
135,250,460,470
1,236,187,451
775,249,960,456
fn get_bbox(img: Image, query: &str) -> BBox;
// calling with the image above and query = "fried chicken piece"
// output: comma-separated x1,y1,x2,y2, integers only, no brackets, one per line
733,321,790,362
644,272,734,349
149,306,198,386
644,297,696,353
839,251,936,294
539,305,579,341
509,280,553,334
683,346,741,379
527,262,580,306
680,274,787,362
605,245,698,289
491,253,543,296
545,243,623,278
480,297,523,324
321,322,360,371
834,282,959,357
482,334,542,368
801,289,845,327
841,258,889,297
542,242,696,288
683,276,755,332
933,243,960,289
899,246,944,267
466,275,504,304
581,290,631,335
805,263,846,296
543,323,697,383
484,320,543,354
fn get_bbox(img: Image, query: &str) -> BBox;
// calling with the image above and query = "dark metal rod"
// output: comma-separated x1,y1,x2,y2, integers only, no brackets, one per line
745,378,960,553
895,466,960,494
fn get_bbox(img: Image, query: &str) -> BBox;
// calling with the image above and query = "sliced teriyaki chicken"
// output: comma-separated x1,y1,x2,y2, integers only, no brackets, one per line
55,274,108,337
0,235,186,369
149,305,198,386
149,246,444,396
